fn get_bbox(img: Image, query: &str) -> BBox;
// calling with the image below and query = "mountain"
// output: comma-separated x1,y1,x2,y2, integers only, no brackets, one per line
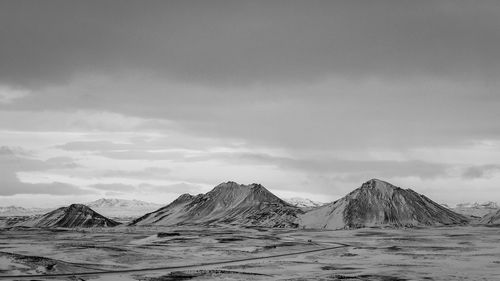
479,209,500,225
17,204,120,228
86,198,163,217
452,202,499,218
0,206,53,216
298,179,469,230
130,181,302,227
284,197,323,210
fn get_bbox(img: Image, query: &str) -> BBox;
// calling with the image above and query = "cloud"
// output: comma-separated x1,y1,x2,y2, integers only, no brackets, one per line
57,141,132,151
90,183,136,192
462,165,500,179
0,146,86,196
138,182,205,195
89,181,204,195
98,167,171,179
0,86,28,104
0,110,155,132
4,76,499,153
0,181,89,196
0,2,499,205
209,152,450,180
1,1,499,88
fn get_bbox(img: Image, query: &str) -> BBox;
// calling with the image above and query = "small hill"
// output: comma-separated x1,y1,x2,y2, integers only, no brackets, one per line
479,209,500,225
299,179,469,229
130,181,302,227
17,204,120,228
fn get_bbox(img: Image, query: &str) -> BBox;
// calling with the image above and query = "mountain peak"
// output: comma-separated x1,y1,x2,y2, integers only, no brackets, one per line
131,182,302,227
362,178,398,189
358,179,402,196
300,179,469,229
215,181,244,188
250,183,265,189
172,193,195,204
67,203,89,210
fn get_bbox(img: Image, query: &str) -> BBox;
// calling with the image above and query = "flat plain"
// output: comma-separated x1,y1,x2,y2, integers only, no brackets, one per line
0,225,499,280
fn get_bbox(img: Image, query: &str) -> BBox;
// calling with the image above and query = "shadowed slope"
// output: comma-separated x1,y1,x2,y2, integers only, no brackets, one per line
299,179,469,229
18,204,120,228
130,182,302,227
479,209,500,224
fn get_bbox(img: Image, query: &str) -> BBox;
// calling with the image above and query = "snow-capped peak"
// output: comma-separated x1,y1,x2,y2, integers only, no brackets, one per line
284,197,323,209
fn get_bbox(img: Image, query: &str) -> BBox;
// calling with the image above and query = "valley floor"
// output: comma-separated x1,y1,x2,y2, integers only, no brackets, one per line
0,225,499,280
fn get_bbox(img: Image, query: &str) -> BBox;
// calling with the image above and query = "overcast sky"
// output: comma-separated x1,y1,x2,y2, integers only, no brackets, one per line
1,0,500,207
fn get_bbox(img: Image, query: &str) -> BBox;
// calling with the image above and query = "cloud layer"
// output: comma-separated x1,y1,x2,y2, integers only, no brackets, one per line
0,1,499,206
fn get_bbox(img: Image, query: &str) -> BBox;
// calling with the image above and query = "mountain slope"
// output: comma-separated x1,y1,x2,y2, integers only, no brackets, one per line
86,198,162,217
130,182,302,227
17,204,120,228
299,179,469,229
479,209,500,224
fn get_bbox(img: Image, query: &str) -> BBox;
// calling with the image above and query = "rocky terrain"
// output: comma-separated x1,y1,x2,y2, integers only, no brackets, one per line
16,204,120,228
131,181,302,227
298,179,470,229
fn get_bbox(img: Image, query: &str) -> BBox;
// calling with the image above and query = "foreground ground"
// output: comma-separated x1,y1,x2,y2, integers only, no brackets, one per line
0,225,499,280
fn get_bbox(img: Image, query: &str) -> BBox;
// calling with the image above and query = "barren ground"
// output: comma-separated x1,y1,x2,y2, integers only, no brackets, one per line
0,225,499,280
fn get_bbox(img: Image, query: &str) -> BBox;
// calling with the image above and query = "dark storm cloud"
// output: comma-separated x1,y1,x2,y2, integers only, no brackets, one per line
1,0,500,88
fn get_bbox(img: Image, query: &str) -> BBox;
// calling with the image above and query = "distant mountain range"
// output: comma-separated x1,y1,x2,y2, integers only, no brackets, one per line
0,206,53,216
2,179,498,229
86,198,162,217
130,181,302,227
0,198,162,218
451,202,499,218
283,197,323,210
298,179,469,229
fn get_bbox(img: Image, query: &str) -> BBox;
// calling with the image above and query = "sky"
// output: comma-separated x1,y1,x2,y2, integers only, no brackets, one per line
1,0,500,207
